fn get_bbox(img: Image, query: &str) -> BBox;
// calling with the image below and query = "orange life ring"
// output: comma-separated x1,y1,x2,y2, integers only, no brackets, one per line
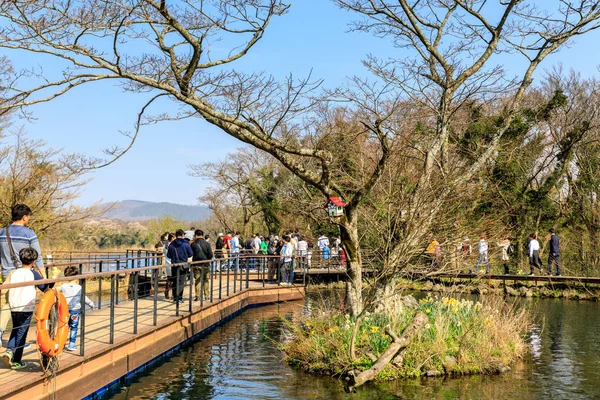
36,289,69,357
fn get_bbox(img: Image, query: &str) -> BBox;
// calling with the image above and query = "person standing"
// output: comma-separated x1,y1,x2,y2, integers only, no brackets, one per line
279,235,293,285
163,233,175,299
475,234,489,274
229,232,241,270
0,204,45,342
191,230,213,301
528,233,542,276
548,229,561,276
57,266,95,351
2,248,51,369
166,230,193,303
497,235,512,275
215,233,225,259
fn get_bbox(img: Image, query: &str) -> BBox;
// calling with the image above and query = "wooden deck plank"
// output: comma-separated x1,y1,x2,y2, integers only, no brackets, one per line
0,277,288,398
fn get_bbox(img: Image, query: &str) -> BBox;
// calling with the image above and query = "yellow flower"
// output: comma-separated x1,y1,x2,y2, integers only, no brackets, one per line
452,306,458,313
425,308,431,314
310,330,315,335
370,326,379,333
329,328,335,333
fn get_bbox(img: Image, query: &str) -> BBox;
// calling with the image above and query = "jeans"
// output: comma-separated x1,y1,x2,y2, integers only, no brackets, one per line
68,309,80,346
171,266,188,301
548,254,561,275
476,252,489,273
8,312,32,363
281,262,291,283
530,250,542,273
193,266,210,299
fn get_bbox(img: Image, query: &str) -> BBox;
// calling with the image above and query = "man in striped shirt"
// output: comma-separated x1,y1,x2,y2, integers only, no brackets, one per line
0,204,44,344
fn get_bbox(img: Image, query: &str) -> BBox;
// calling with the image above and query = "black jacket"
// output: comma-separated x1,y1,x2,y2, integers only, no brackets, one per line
191,238,213,262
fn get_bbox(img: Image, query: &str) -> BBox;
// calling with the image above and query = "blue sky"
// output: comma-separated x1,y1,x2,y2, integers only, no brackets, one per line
4,0,600,206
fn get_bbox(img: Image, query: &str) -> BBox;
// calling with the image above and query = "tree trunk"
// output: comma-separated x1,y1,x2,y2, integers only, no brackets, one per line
346,312,428,392
339,214,363,316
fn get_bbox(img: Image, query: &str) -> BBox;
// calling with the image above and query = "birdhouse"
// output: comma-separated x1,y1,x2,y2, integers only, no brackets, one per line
326,197,345,217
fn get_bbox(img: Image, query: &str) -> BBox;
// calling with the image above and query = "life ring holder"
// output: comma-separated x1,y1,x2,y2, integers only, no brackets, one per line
36,289,69,358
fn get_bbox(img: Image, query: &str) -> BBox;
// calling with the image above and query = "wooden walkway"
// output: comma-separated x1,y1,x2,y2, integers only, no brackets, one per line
0,277,304,399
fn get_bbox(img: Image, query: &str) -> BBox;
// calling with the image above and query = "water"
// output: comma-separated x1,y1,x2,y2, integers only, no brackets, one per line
106,294,600,400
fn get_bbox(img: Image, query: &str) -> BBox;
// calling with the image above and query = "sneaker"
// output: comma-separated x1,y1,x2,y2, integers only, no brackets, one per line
10,361,26,370
23,343,31,351
529,272,534,276
193,297,199,302
555,273,562,277
65,344,77,352
2,349,13,367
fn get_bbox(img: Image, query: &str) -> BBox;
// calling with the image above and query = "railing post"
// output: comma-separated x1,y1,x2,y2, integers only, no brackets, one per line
218,259,222,300
246,257,250,289
188,264,193,313
98,260,103,310
133,272,138,334
233,256,237,294
226,257,230,297
240,256,243,292
153,268,158,326
79,276,87,357
210,261,214,303
115,260,120,305
200,264,204,308
110,274,115,344
175,267,180,316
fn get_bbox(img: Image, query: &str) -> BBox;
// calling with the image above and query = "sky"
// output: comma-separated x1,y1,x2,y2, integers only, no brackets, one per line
3,0,600,206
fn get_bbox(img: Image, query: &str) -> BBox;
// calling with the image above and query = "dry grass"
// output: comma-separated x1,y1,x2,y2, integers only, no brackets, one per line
281,293,531,380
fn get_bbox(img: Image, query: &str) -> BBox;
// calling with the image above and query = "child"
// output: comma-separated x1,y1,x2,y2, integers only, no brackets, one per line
57,266,95,351
2,248,51,369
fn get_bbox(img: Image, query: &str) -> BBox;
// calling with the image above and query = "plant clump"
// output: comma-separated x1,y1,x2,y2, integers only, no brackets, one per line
281,294,530,380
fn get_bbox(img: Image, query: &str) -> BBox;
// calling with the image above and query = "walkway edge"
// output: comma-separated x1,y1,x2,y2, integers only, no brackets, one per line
8,286,305,400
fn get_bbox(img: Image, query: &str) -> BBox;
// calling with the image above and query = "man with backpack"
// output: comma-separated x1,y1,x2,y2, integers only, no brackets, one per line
166,229,193,304
191,230,213,301
267,238,278,282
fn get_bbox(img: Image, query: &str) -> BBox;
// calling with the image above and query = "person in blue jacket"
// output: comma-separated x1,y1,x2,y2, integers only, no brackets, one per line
166,229,193,303
548,228,561,276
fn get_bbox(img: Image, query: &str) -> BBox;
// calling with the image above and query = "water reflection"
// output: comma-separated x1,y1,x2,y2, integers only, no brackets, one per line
107,295,600,400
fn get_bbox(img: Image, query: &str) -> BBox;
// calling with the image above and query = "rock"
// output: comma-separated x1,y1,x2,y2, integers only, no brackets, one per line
401,295,419,310
499,366,511,374
422,281,434,291
505,286,517,296
518,287,532,297
426,370,442,377
432,284,444,292
442,355,458,374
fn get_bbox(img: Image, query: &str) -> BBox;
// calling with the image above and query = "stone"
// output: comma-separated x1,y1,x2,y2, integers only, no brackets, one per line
432,284,444,292
505,286,517,296
422,281,434,291
518,287,532,297
401,295,419,310
442,355,458,374
426,369,442,377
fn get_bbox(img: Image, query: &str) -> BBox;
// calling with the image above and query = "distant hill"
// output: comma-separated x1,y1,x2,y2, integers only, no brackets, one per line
101,200,211,222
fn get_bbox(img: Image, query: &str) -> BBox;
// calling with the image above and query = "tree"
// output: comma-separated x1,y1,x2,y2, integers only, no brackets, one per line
0,129,105,233
1,0,600,314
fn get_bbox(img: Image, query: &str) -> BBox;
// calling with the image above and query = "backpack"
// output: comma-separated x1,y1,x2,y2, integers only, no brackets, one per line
507,244,515,256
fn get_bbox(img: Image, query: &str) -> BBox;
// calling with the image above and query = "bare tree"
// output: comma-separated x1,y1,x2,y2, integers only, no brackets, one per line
0,1,599,314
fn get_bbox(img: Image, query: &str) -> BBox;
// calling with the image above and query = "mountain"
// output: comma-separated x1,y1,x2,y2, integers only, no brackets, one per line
101,200,211,222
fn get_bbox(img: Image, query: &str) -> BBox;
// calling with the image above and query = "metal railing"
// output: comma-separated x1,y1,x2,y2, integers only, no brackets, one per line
0,252,315,373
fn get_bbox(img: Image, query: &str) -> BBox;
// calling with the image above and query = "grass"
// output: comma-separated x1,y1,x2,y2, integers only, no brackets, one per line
281,294,530,381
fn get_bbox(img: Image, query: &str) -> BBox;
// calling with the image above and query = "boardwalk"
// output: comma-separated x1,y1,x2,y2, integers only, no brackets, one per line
0,274,304,400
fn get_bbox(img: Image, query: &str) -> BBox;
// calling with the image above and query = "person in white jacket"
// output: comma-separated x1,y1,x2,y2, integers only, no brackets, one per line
58,266,95,351
528,233,542,276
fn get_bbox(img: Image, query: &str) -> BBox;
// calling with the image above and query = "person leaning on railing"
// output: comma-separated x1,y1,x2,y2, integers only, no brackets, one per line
191,230,213,302
0,204,46,345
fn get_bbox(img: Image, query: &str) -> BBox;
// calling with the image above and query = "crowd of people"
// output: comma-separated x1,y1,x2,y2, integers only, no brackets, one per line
155,230,347,297
426,229,563,276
